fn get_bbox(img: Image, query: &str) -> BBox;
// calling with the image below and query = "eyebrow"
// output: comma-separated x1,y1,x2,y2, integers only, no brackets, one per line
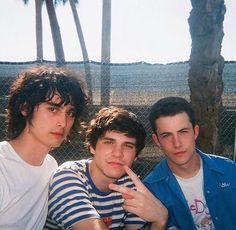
179,127,190,131
46,101,61,106
158,127,190,135
46,101,75,108
102,137,136,146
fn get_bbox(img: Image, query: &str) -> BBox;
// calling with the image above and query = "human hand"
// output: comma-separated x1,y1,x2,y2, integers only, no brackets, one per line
109,165,167,229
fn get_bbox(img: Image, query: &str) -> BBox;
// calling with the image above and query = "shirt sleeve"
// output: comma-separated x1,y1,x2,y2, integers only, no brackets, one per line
47,168,100,229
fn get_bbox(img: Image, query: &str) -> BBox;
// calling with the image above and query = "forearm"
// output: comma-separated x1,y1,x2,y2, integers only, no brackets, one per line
150,221,166,230
72,218,109,230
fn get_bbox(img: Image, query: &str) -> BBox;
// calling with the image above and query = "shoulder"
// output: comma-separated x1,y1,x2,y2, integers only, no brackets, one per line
200,150,235,166
55,159,88,175
48,160,91,205
0,141,7,147
143,159,169,183
49,159,90,187
200,150,236,173
45,154,58,168
0,141,14,158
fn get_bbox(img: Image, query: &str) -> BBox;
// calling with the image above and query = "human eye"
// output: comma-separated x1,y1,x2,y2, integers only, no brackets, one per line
103,139,113,145
161,133,170,139
180,129,189,134
48,106,58,113
124,143,135,150
67,109,76,118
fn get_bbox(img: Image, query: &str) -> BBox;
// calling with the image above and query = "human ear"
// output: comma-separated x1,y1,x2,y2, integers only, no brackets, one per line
89,145,96,155
152,133,161,147
20,103,28,117
194,125,199,140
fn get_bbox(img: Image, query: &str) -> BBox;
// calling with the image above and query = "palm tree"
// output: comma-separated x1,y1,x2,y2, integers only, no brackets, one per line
35,0,43,62
188,0,226,152
101,0,111,106
22,0,65,65
69,0,92,102
22,0,43,63
56,0,93,102
45,0,65,66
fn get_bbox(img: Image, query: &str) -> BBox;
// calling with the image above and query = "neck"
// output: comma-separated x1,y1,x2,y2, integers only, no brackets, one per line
9,137,49,166
170,153,201,179
88,161,115,192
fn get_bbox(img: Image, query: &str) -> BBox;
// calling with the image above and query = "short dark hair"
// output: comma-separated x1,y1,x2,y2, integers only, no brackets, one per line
7,65,88,140
85,106,146,155
149,97,196,133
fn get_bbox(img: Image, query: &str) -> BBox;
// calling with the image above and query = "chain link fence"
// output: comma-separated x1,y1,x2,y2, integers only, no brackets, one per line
0,61,235,178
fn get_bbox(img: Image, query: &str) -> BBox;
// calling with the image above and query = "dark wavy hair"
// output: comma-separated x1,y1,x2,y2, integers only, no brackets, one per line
6,65,88,140
85,106,146,155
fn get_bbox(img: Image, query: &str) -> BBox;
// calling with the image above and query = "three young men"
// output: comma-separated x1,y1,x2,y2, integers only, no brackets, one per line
0,65,87,230
3,67,234,230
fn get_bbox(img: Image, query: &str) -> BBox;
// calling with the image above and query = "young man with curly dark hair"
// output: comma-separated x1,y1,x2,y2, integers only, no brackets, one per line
0,65,87,230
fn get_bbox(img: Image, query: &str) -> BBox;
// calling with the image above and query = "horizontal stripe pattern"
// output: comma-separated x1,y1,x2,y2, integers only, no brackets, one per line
45,159,145,229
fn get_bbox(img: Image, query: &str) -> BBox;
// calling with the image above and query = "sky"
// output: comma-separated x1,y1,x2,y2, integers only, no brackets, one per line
0,0,235,64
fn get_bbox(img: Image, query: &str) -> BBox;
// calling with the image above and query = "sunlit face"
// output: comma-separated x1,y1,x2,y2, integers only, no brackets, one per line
89,130,137,185
152,112,199,172
23,94,75,152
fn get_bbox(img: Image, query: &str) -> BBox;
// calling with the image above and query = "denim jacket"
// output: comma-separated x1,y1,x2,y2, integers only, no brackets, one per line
143,149,236,230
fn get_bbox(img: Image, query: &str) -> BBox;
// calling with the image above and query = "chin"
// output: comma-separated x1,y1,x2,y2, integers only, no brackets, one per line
50,142,62,149
107,172,124,180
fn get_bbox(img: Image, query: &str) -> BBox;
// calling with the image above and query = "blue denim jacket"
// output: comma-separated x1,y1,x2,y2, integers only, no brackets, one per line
143,149,236,230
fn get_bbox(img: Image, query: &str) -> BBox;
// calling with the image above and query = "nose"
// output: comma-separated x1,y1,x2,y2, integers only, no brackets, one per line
112,144,123,158
173,134,181,148
57,112,67,128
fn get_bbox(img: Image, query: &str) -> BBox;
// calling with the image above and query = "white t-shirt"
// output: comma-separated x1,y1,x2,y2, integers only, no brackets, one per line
175,161,215,230
0,141,58,230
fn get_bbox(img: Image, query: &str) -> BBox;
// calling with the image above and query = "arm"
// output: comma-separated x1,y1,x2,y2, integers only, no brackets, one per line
72,218,108,230
109,166,168,230
47,167,106,229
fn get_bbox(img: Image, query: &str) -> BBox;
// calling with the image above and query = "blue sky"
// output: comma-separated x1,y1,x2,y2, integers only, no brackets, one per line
0,0,235,64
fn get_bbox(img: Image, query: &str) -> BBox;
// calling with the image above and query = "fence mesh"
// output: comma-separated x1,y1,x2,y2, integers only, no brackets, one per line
0,61,235,178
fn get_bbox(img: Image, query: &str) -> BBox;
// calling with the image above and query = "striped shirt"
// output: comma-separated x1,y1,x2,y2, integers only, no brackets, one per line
44,159,146,230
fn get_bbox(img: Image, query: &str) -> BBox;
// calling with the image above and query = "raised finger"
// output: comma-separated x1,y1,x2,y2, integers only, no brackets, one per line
109,183,138,198
123,165,147,192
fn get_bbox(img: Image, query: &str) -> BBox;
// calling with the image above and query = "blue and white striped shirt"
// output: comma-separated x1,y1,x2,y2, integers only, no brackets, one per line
44,159,146,229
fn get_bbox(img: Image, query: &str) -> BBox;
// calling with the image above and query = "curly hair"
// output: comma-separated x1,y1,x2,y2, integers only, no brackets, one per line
6,65,88,140
85,106,146,155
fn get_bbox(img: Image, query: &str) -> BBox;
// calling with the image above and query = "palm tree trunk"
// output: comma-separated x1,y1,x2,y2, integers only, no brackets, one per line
188,0,226,152
35,0,43,63
101,0,111,106
69,0,93,103
45,0,65,66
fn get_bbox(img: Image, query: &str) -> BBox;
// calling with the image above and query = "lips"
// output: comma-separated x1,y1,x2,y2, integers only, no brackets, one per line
173,151,185,156
51,132,64,139
108,161,124,167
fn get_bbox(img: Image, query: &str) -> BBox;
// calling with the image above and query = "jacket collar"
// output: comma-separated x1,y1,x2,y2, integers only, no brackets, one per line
145,149,224,183
197,148,225,175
